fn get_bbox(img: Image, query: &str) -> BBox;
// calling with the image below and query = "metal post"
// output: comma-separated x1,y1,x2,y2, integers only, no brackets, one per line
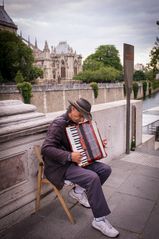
123,43,134,154
126,87,131,154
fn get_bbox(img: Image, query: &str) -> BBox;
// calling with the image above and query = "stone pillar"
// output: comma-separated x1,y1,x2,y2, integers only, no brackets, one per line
0,100,53,232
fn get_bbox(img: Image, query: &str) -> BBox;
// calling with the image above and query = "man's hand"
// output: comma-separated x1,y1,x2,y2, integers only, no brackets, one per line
102,139,107,148
71,152,82,164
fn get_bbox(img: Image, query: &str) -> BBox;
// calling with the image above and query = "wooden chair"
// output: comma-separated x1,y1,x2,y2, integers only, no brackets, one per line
34,145,75,224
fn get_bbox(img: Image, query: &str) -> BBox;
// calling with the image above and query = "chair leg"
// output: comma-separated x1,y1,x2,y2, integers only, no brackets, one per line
35,168,42,211
53,185,75,224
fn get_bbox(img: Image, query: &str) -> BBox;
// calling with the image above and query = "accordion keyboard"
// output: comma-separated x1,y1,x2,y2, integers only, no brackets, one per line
66,125,88,166
66,121,107,167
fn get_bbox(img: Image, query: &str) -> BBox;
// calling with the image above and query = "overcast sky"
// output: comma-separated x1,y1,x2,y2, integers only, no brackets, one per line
4,0,159,65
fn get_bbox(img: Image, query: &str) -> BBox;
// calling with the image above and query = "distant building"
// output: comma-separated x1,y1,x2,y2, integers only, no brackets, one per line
134,63,145,71
33,41,82,83
0,5,82,83
0,5,17,32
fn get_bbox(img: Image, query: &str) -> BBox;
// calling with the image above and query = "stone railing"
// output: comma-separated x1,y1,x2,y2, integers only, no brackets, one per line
0,83,125,113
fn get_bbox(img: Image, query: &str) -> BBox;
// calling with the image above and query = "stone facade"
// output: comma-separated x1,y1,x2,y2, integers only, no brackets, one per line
33,41,82,83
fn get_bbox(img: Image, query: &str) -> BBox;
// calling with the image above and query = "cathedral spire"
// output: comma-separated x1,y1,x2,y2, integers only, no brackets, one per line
35,37,38,48
43,40,50,52
28,35,30,46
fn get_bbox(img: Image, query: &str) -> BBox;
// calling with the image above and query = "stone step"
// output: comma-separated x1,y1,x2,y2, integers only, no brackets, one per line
137,134,155,153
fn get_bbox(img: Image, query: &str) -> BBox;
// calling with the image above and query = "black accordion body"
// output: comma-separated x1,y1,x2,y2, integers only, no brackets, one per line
66,121,107,167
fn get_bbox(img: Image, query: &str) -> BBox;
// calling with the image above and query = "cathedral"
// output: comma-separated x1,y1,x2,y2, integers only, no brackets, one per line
0,4,82,84
33,40,82,83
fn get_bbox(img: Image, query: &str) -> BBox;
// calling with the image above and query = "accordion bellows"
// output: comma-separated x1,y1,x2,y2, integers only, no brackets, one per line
66,121,107,167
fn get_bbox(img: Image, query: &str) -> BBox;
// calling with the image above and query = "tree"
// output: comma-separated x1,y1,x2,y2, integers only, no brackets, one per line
83,45,122,71
74,66,122,83
0,30,42,83
133,70,146,81
83,56,104,71
76,44,123,83
29,66,43,82
15,70,24,84
149,21,159,77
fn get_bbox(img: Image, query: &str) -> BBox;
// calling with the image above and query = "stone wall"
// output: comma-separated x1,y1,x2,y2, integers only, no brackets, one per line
0,99,142,232
0,83,125,113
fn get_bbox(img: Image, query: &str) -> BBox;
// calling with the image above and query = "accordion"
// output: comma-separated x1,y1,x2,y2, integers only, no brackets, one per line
66,121,107,167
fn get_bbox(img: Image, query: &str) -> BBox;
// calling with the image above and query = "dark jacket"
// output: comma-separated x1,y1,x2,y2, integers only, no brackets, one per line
41,112,76,189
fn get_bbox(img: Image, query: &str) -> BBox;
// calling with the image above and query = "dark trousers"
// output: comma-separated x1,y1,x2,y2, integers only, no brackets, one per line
65,161,111,218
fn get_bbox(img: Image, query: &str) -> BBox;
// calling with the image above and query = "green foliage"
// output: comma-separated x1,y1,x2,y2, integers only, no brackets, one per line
0,30,34,83
0,71,4,83
149,21,159,77
132,82,139,99
90,82,98,98
15,70,24,84
148,81,152,96
80,44,123,84
83,45,122,71
83,57,104,71
133,70,146,81
150,45,159,77
74,66,122,83
142,81,147,99
145,68,154,81
29,66,43,82
152,80,159,90
17,82,32,104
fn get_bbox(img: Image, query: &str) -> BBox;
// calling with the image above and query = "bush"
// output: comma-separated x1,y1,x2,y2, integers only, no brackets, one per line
132,82,139,99
73,66,121,83
148,82,152,96
17,82,32,104
133,70,146,81
152,80,159,90
90,82,98,98
15,70,24,84
142,81,147,99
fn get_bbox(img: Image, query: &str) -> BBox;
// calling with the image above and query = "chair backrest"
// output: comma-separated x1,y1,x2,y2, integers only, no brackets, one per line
34,145,43,164
34,145,45,178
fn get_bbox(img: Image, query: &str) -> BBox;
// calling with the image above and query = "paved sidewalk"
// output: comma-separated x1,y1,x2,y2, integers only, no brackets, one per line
0,150,159,239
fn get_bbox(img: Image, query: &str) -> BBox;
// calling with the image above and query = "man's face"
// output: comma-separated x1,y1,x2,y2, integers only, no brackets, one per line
69,106,84,123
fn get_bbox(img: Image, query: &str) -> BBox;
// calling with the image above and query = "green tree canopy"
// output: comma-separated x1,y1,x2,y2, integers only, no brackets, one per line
83,45,122,71
149,21,159,77
0,30,42,83
133,70,146,81
74,66,122,83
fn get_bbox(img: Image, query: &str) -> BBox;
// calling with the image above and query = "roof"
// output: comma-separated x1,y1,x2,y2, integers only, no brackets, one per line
0,5,17,30
55,41,73,54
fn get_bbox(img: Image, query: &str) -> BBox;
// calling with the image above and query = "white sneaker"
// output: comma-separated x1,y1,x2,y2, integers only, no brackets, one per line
92,218,119,238
64,180,74,186
69,188,90,208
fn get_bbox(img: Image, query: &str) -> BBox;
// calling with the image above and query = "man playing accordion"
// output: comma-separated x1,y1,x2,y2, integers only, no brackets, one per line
41,98,119,238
